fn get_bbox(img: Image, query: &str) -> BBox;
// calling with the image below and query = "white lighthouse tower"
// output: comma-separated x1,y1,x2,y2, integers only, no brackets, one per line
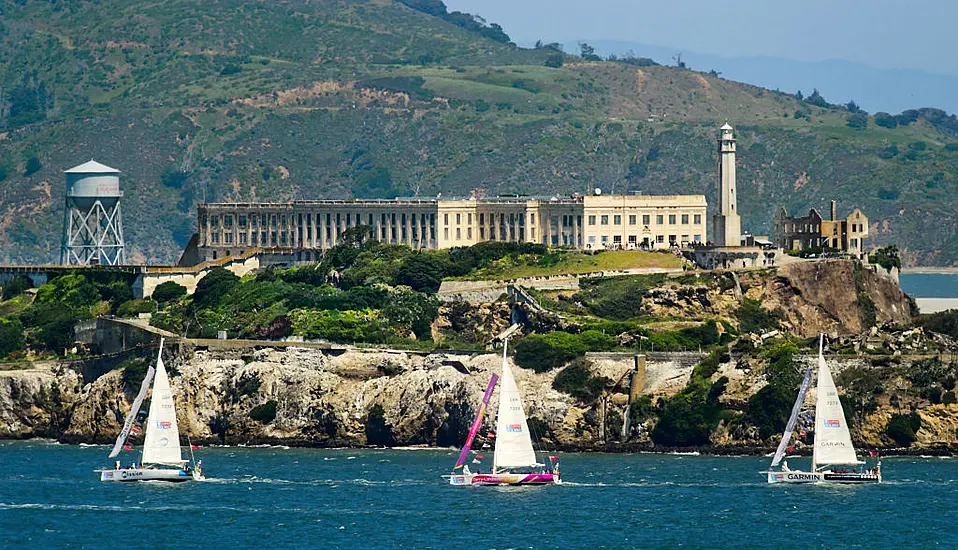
711,123,741,247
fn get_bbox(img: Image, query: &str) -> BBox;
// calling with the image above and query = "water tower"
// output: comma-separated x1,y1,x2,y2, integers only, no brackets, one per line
60,160,126,265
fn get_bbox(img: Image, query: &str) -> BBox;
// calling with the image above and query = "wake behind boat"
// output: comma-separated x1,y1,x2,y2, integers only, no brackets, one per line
446,325,561,487
765,335,880,484
98,338,204,482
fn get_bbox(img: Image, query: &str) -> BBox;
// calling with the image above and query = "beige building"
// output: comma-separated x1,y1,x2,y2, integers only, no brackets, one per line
772,200,869,255
192,193,708,262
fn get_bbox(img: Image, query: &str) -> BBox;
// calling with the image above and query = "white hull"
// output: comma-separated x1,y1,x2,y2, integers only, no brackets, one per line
766,470,880,484
99,468,204,482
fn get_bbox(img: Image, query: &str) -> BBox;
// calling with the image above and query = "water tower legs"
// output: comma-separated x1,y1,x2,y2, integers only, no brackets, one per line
60,199,125,265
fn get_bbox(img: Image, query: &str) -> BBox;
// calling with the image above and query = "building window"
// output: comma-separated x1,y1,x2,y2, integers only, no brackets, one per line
211,233,219,244
456,228,461,240
468,213,472,224
281,232,288,245
239,215,247,228
531,214,536,225
694,214,702,224
271,232,277,246
467,227,473,239
444,214,449,225
239,233,247,244
681,214,689,224
694,234,702,242
613,215,621,225
480,227,485,239
456,213,461,225
668,214,676,225
629,215,636,225
444,228,449,239
643,215,651,226
656,235,664,244
628,235,637,244
601,215,609,225
613,235,622,244
281,215,287,226
669,235,677,244
211,215,219,227
601,235,609,244
656,215,664,225
588,215,596,226
261,231,267,244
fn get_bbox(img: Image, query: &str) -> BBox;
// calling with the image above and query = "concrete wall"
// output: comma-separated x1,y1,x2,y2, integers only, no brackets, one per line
133,253,260,298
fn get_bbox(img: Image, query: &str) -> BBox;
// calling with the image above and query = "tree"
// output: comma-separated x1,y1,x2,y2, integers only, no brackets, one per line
395,253,451,292
192,267,240,309
846,113,868,130
869,246,902,271
381,286,438,339
2,275,33,300
579,42,601,62
874,112,898,129
804,89,829,108
0,318,25,358
544,53,563,68
23,156,42,177
152,281,188,303
845,100,863,114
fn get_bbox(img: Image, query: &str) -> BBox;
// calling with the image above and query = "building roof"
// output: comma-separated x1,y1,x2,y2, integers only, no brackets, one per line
720,122,733,131
63,160,121,174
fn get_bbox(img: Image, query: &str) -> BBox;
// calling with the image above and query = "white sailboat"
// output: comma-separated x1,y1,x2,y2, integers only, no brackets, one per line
766,335,880,484
446,325,561,486
98,339,204,482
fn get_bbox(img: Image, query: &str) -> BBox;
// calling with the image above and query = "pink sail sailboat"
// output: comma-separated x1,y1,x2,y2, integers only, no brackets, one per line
446,325,561,486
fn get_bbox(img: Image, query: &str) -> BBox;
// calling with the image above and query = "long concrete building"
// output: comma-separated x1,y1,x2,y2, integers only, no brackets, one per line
190,193,708,263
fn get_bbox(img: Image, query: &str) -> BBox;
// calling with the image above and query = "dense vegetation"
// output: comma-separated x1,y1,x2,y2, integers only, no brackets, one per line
2,0,958,265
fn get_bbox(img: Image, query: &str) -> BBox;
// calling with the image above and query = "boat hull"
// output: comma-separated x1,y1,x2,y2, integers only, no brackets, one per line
99,468,203,482
766,470,880,484
447,473,560,486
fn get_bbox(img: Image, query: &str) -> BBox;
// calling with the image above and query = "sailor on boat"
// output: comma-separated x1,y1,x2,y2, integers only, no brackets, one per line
765,335,882,485
97,339,205,483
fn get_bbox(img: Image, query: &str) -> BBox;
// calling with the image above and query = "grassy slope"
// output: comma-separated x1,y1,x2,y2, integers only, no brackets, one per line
457,250,683,280
1,0,957,265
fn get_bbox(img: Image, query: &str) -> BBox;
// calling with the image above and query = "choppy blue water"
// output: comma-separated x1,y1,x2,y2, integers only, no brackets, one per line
1,441,956,549
900,273,958,298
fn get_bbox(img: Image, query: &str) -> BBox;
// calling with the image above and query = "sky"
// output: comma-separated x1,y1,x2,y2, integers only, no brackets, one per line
444,0,958,76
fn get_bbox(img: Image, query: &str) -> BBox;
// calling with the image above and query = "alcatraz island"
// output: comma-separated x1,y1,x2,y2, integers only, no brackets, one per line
2,118,956,457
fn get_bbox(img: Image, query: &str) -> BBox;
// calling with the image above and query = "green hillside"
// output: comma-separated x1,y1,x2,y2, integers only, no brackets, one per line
2,0,958,265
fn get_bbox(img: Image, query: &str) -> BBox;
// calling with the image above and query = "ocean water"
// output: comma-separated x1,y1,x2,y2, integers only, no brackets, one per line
1,442,957,549
900,273,958,298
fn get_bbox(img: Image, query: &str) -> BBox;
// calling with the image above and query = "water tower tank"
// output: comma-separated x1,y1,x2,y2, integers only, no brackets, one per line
60,160,126,265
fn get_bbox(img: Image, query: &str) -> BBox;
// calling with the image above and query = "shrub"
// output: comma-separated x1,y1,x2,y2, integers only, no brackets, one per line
544,53,563,68
552,359,607,401
236,373,262,397
944,392,957,405
885,412,922,446
869,245,902,271
736,298,781,334
120,357,151,389
874,112,897,128
152,281,187,303
117,299,157,317
1,275,33,300
846,113,867,129
514,332,587,372
249,400,277,423
23,156,42,177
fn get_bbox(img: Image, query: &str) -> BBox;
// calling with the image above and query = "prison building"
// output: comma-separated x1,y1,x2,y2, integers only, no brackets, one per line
191,194,708,263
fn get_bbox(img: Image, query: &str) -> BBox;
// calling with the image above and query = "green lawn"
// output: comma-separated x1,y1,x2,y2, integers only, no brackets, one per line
459,250,683,281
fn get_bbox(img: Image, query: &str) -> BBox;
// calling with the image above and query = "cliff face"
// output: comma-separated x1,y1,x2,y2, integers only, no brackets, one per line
752,260,916,337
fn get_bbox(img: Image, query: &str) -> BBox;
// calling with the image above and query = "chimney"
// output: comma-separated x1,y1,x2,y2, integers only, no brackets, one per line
830,200,837,221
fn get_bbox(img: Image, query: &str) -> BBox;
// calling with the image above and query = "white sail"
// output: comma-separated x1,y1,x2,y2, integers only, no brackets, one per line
770,366,813,468
141,344,185,466
812,341,858,468
108,363,155,458
493,342,538,471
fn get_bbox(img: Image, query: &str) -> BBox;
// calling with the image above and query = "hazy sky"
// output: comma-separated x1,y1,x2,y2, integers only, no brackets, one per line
444,0,958,76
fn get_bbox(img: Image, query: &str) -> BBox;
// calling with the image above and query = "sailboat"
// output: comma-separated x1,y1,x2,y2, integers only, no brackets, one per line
98,338,204,482
446,325,561,486
765,335,881,484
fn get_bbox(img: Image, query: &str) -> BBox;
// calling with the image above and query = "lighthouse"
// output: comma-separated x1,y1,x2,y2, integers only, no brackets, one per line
711,123,741,247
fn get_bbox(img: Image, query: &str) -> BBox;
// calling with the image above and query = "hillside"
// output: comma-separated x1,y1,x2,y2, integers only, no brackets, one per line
2,0,958,265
